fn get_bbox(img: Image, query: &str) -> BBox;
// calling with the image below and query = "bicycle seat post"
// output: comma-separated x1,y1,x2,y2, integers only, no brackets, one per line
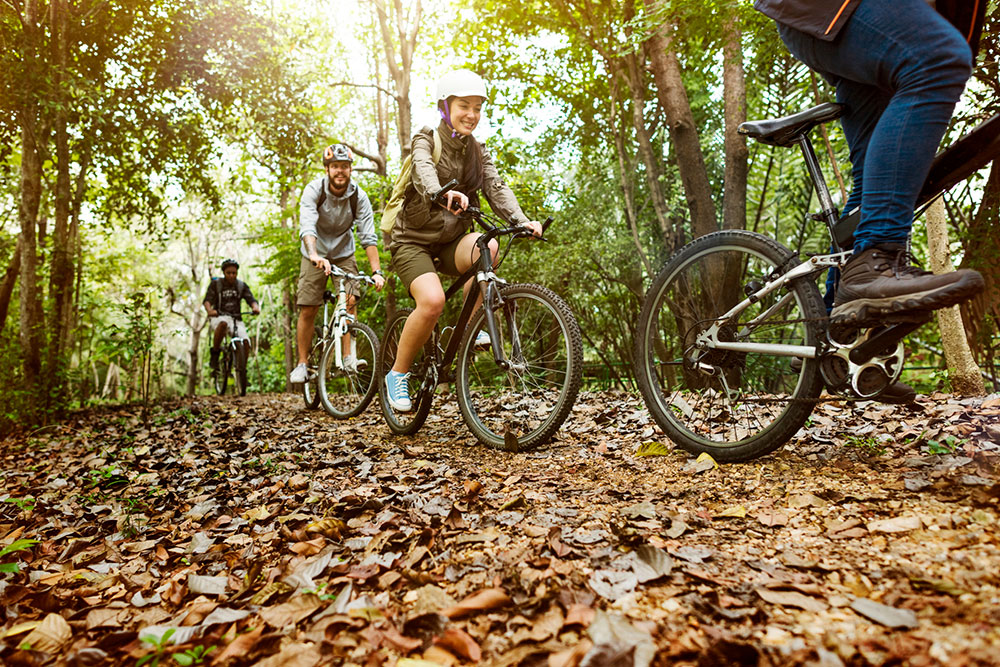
794,134,846,253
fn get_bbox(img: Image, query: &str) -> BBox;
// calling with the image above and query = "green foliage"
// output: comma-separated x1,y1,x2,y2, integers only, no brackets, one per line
926,435,966,456
0,539,39,574
843,435,886,457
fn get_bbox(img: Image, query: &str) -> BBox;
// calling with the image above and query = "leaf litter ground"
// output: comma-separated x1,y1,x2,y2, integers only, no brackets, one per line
1,390,999,666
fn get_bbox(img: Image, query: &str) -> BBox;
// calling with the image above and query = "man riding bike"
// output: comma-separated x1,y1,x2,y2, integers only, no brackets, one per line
755,0,987,401
289,143,386,385
204,258,260,371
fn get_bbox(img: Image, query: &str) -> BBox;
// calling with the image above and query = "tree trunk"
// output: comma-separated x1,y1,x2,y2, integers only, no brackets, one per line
374,0,421,158
721,9,748,230
959,159,1000,366
926,198,985,395
0,237,22,334
47,0,74,399
18,0,45,390
279,187,297,392
643,0,718,241
186,311,203,396
608,75,654,279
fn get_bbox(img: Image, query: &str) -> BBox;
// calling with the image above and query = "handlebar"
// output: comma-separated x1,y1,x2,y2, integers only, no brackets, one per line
432,180,555,241
329,264,377,285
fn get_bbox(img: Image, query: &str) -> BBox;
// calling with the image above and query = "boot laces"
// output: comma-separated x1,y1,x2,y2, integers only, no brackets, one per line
874,246,930,278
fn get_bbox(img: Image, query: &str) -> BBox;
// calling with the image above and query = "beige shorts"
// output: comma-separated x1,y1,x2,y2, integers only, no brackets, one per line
210,315,248,340
296,255,360,307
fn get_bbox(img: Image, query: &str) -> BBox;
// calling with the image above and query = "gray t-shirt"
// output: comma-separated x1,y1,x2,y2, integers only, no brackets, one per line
298,177,377,261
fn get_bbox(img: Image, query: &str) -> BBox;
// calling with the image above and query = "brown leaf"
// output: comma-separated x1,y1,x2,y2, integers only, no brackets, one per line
255,643,322,667
290,536,326,556
213,625,264,664
563,604,595,629
433,627,482,662
755,510,789,527
548,527,572,557
443,587,511,619
21,613,72,653
259,594,324,627
548,639,593,667
756,588,828,613
304,518,344,539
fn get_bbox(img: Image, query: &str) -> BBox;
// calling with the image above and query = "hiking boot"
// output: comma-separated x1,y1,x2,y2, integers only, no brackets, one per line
289,363,309,384
831,244,983,326
209,348,220,370
384,370,412,412
789,357,916,404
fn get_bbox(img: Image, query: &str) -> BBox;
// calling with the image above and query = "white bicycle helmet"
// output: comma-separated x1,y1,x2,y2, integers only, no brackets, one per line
435,70,488,102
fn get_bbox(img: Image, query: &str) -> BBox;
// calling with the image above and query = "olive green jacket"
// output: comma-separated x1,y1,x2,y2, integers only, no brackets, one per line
390,121,530,249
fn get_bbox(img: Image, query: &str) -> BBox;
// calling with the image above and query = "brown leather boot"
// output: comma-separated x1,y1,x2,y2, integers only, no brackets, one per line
831,244,983,326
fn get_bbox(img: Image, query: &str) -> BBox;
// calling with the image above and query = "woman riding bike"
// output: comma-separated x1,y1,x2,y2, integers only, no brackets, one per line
383,69,543,412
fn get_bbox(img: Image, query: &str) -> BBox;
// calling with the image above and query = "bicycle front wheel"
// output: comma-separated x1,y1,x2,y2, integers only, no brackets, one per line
320,322,379,418
302,339,322,410
214,350,230,396
456,283,583,451
378,308,434,435
634,230,825,462
234,343,248,397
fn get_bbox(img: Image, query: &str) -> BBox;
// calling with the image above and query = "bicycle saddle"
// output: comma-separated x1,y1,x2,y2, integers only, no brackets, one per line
739,102,845,147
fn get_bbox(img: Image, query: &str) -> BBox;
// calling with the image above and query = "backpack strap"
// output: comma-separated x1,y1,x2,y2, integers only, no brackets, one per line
316,179,359,220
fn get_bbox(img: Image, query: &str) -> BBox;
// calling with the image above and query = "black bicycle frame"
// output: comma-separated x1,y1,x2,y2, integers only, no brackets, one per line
436,231,515,379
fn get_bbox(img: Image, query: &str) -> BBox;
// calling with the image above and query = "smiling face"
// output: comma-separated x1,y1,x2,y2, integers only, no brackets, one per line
326,160,352,195
448,95,484,136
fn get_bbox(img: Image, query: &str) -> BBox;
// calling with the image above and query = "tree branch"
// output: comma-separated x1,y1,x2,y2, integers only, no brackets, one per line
331,80,396,99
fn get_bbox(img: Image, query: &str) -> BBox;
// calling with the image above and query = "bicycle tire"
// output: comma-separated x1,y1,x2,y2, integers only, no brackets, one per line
634,230,825,462
234,343,248,396
302,337,322,410
456,283,583,451
214,349,230,396
378,308,434,435
320,321,380,418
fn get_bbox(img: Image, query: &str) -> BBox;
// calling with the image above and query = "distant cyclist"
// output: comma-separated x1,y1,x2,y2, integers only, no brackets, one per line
204,259,260,371
289,143,386,384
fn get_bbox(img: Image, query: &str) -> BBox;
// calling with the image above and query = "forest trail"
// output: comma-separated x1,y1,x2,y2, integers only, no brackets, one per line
1,391,999,666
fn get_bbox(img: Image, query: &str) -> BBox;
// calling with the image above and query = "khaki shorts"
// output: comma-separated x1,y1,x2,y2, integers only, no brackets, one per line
390,235,467,292
296,255,360,307
210,315,248,340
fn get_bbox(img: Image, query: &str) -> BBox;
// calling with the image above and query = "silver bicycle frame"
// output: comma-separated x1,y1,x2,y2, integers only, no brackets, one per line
692,251,852,358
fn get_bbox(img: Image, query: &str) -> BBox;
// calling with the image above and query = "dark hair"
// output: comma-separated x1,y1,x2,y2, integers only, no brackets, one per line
459,136,484,195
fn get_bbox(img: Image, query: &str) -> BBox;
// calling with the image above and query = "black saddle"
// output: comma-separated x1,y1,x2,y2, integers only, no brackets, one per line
739,103,845,147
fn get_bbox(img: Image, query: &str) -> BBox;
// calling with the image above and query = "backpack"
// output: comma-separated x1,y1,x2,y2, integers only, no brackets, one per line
316,183,359,219
212,277,246,317
380,128,443,234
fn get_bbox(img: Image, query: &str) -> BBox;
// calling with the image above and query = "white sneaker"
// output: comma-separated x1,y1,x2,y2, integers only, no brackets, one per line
474,330,491,349
342,355,368,373
289,363,308,384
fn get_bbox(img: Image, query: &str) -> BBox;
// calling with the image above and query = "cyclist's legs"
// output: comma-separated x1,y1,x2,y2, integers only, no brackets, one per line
211,318,231,348
451,233,499,312
778,0,972,252
295,256,328,366
392,271,445,373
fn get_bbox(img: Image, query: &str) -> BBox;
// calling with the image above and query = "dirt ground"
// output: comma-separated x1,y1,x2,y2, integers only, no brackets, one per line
1,389,998,666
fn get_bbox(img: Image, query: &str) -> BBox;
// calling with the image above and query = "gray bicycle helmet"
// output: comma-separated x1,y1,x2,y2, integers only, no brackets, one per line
323,144,353,166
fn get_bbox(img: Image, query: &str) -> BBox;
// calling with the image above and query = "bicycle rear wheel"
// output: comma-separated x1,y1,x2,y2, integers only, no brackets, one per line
378,308,434,435
456,283,583,451
214,349,230,396
634,230,825,462
302,337,322,410
320,322,379,418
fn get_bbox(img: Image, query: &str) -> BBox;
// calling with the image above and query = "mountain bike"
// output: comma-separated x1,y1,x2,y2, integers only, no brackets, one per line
213,312,254,397
377,181,584,451
302,267,379,418
633,102,1000,462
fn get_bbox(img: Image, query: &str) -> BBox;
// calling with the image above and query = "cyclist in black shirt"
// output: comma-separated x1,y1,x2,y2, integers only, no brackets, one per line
204,259,260,370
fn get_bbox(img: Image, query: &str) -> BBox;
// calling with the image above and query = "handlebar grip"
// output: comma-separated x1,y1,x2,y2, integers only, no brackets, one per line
431,179,459,204
542,216,554,233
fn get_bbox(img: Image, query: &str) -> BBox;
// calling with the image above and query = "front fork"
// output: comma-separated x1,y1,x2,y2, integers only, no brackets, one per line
476,271,522,370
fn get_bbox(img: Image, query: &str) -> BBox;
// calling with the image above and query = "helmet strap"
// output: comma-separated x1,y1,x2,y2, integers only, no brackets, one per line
438,100,458,138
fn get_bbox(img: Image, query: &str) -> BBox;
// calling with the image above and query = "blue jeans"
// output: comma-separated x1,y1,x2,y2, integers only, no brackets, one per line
778,0,972,253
